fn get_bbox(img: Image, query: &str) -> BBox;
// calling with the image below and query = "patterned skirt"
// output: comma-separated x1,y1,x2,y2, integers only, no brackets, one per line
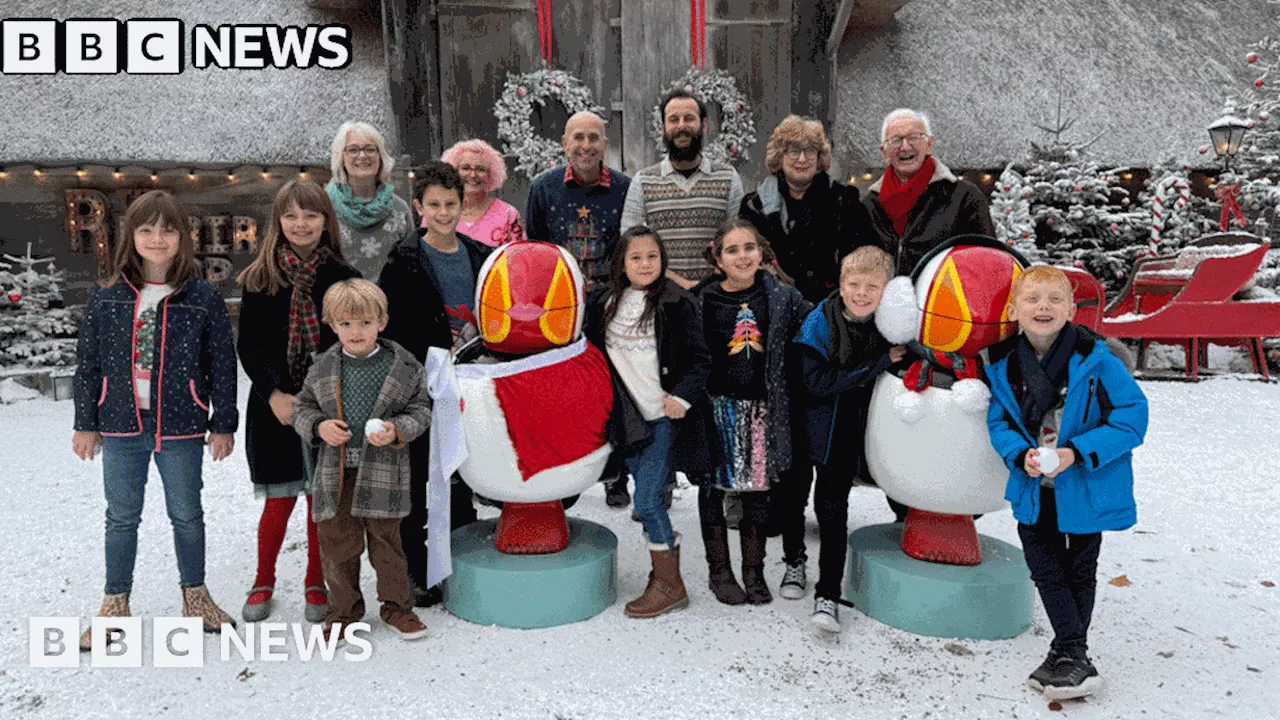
709,395,775,492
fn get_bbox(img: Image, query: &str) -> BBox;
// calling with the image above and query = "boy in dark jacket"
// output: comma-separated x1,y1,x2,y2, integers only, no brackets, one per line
792,246,905,632
986,265,1148,701
378,161,492,606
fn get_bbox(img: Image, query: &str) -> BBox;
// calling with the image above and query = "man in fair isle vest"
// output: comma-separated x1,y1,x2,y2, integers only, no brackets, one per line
620,89,745,290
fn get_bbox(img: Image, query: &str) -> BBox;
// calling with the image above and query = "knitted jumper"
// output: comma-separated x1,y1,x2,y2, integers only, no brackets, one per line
621,158,744,281
340,346,395,466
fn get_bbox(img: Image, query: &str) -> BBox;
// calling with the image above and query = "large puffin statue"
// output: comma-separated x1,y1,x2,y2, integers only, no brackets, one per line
867,236,1029,565
452,242,613,554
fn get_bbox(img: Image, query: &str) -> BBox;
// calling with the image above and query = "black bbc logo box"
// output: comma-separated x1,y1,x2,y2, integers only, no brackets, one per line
1,19,352,74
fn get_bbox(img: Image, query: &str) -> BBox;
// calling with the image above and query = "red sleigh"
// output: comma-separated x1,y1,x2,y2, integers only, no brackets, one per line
1059,232,1279,379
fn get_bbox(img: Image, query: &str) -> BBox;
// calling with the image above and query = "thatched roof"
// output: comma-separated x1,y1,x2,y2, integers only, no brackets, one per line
834,0,1279,172
0,0,396,166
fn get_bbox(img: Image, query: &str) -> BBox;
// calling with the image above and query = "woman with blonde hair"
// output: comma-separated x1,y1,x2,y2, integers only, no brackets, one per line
738,114,876,603
236,179,360,623
326,121,414,280
441,138,524,247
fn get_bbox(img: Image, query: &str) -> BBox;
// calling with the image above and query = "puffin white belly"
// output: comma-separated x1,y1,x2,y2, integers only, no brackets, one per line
455,373,610,503
864,373,1009,515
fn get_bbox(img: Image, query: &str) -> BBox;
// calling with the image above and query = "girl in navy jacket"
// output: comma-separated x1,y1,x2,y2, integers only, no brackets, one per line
72,190,239,650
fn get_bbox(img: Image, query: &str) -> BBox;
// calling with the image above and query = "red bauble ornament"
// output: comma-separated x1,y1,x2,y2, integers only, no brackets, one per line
1005,207,1014,214
1122,198,1130,206
1262,112,1272,121
729,145,740,154
1256,78,1265,87
1022,231,1030,238
6,291,19,303
517,86,527,98
1249,121,1256,129
1248,52,1259,63
1110,223,1120,232
1046,218,1055,226
1002,184,1011,192
1199,145,1210,154
1006,240,1015,247
1074,260,1084,268
1074,184,1082,192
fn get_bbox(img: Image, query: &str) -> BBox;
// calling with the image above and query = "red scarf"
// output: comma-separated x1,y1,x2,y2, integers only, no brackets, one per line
278,243,330,386
878,155,935,237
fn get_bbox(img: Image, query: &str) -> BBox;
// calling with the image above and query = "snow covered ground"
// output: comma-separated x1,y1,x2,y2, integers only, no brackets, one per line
0,373,1276,719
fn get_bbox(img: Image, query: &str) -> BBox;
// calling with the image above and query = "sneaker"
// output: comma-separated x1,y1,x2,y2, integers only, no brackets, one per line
1043,652,1103,700
779,562,807,600
810,596,840,633
1026,647,1064,692
381,606,429,640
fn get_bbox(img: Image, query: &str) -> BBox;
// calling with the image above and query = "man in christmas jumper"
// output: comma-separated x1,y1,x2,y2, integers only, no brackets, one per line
526,111,635,509
526,111,632,290
620,88,744,290
864,108,995,277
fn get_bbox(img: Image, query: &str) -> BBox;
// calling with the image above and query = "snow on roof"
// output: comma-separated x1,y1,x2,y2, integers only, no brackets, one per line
0,1,397,166
834,0,1278,172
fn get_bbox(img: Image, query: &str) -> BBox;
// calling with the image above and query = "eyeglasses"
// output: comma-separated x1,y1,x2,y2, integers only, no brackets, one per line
457,164,489,175
884,133,929,148
784,146,819,159
343,145,380,157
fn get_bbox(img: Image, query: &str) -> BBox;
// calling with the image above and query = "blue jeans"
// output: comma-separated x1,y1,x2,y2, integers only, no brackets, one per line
624,418,677,549
100,415,206,594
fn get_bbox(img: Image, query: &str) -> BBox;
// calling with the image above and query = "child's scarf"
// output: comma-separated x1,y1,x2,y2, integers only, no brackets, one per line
1016,324,1077,434
278,243,330,385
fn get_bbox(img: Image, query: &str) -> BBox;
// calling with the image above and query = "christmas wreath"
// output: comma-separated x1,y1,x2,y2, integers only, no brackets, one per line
494,68,605,180
650,68,756,166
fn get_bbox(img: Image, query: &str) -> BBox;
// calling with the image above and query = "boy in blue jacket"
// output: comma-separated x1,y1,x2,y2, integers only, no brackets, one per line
986,265,1148,701
793,246,906,633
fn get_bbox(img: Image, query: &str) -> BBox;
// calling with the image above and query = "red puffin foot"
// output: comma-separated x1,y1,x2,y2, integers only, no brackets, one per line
495,501,570,554
900,508,982,565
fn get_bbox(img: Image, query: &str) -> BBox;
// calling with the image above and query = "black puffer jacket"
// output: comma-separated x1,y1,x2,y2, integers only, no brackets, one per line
739,171,877,303
864,158,995,275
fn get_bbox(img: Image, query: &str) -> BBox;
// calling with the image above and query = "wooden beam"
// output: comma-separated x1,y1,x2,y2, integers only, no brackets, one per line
381,0,443,165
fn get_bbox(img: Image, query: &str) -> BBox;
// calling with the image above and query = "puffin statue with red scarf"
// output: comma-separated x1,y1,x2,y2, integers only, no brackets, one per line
447,242,613,555
866,236,1030,565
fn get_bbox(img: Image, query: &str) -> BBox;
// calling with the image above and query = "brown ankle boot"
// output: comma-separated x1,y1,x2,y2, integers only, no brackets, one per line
182,585,236,632
79,592,130,651
701,523,747,605
624,537,688,618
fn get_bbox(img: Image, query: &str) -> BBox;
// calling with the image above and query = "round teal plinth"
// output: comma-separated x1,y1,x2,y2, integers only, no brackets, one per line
846,524,1032,640
443,518,617,629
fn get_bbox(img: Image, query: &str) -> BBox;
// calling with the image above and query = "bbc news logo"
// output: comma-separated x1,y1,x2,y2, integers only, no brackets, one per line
0,19,353,75
29,618,372,667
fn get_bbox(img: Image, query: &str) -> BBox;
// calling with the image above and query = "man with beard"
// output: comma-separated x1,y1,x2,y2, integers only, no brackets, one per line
621,89,745,289
864,108,995,276
526,111,632,289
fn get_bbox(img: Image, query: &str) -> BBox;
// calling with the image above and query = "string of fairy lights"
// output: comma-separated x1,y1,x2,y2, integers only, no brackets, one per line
0,163,421,184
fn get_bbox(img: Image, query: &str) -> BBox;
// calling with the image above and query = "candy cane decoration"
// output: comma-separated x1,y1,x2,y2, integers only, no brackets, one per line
1149,176,1191,255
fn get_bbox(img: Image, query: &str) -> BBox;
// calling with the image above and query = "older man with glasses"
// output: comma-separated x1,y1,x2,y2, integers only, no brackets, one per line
864,108,994,277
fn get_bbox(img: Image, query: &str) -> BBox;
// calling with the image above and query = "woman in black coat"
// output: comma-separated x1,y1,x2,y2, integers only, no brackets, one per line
738,115,876,601
236,179,359,624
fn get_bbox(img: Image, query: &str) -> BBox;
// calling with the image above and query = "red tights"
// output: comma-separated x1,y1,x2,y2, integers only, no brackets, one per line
249,495,325,604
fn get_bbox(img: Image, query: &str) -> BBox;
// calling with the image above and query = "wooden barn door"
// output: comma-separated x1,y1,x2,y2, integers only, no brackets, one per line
433,0,622,205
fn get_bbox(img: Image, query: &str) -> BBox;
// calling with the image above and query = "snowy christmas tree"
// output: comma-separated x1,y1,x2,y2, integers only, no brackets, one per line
0,243,80,368
1218,37,1280,293
988,108,1148,293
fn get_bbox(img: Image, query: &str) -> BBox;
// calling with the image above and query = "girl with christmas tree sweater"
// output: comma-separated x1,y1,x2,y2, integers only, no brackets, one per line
72,190,239,650
696,219,812,605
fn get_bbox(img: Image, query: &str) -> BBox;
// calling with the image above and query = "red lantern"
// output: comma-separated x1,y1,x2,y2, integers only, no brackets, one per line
6,290,19,303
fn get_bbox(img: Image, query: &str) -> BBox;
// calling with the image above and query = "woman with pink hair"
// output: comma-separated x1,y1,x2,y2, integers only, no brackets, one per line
439,139,525,247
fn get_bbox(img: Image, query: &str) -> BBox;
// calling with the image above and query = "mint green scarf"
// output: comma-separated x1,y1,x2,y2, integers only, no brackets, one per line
326,180,399,231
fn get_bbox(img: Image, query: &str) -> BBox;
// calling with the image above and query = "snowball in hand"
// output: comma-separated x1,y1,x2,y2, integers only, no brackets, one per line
365,418,387,438
1036,446,1060,475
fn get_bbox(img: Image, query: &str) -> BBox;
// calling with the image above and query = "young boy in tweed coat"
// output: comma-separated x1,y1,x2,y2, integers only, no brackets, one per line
293,279,432,640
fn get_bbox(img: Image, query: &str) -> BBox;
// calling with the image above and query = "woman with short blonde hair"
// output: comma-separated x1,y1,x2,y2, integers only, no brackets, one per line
325,121,413,280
